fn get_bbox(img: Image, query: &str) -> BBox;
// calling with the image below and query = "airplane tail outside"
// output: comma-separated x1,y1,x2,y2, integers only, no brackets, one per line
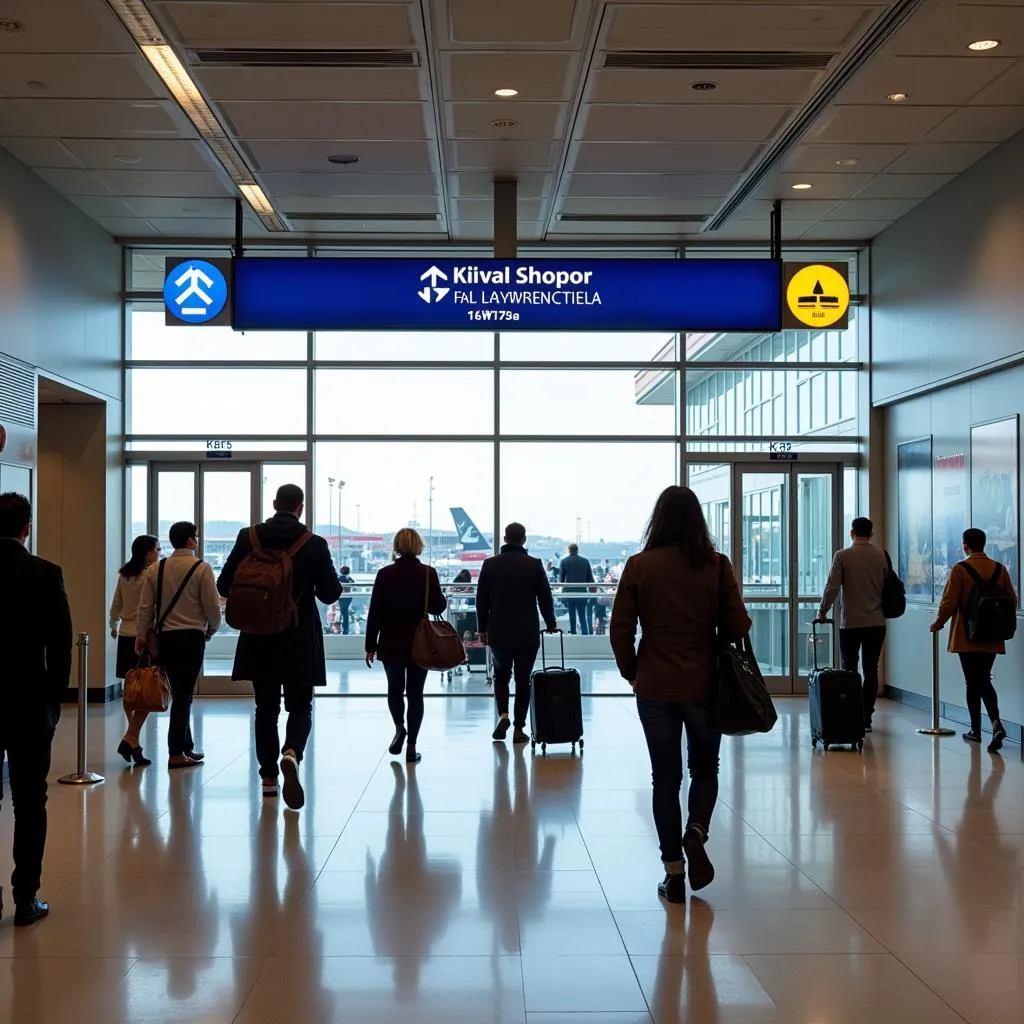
449,507,490,551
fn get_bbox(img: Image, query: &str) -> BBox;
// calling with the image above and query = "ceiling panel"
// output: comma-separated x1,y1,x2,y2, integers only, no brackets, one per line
591,68,823,106
607,3,874,52
834,55,1015,106
852,172,956,198
278,195,440,215
811,104,956,143
783,142,906,173
0,0,132,54
582,105,791,143
572,141,760,174
247,140,434,175
448,140,558,171
58,138,215,172
0,54,160,100
755,170,877,200
68,195,139,218
96,169,233,197
157,2,415,49
448,0,577,45
734,198,846,222
220,101,429,141
258,171,438,198
459,220,545,241
0,98,188,138
196,68,424,104
450,102,564,139
1,137,84,169
121,196,238,217
451,172,551,198
890,4,1024,59
559,196,714,216
826,196,927,220
454,198,545,221
883,140,997,174
968,61,1024,106
798,220,891,240
925,105,1024,142
567,173,739,199
448,53,573,101
95,217,161,237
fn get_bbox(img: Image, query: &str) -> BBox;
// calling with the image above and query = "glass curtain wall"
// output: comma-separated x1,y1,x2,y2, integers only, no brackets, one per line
123,248,865,695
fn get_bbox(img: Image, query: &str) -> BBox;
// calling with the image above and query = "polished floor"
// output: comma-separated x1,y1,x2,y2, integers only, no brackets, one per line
1,693,1022,1023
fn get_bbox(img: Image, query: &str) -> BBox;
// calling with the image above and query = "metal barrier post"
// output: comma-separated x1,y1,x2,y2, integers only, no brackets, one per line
918,629,955,737
58,633,105,785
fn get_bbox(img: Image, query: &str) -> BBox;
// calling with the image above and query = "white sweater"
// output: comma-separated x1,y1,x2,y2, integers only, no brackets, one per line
110,572,147,637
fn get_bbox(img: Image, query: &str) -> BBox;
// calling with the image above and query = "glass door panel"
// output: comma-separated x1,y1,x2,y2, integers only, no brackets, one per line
154,468,197,553
201,468,253,580
261,463,307,523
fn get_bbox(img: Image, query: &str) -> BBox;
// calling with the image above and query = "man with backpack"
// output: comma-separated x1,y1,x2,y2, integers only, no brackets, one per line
931,527,1018,753
217,484,341,808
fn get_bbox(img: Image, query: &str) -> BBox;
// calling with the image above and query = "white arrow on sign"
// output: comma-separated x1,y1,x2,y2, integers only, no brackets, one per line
417,286,432,304
420,265,448,286
433,287,450,302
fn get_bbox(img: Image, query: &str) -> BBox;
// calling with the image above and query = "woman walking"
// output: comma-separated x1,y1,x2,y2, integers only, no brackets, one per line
610,486,751,904
365,529,447,763
110,534,160,766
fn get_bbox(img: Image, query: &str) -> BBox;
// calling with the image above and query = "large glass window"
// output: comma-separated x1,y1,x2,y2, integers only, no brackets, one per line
315,331,493,362
129,307,307,361
500,331,676,362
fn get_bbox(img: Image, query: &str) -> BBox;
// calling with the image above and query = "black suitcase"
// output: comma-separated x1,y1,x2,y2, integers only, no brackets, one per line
530,630,584,755
808,619,864,752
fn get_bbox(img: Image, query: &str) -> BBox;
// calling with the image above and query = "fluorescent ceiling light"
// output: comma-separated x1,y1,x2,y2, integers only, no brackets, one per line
791,182,813,190
141,44,223,136
968,39,1000,51
238,183,275,217
494,87,518,97
887,92,909,102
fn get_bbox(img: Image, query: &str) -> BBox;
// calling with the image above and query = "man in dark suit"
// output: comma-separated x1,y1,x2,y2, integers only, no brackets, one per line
217,484,341,810
0,492,72,926
560,543,595,635
476,522,557,743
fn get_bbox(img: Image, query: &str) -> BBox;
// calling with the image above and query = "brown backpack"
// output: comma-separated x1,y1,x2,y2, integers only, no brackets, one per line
225,525,312,635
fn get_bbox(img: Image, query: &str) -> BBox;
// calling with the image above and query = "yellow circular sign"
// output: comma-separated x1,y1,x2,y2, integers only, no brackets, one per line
786,264,850,328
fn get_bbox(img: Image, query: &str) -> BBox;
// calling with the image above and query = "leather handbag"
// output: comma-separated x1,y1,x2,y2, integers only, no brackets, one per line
123,653,172,713
411,567,465,671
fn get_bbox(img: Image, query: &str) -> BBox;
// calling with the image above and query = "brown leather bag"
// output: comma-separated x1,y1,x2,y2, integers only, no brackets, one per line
123,654,171,713
411,566,465,671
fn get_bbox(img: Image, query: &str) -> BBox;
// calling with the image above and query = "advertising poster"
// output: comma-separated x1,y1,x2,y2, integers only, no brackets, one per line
898,437,933,601
933,450,967,591
971,416,1019,591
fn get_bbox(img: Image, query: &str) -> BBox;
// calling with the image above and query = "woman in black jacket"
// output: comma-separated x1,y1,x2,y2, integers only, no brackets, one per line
365,529,447,763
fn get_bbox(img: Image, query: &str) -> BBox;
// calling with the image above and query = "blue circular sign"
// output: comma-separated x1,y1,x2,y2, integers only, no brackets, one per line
164,259,228,323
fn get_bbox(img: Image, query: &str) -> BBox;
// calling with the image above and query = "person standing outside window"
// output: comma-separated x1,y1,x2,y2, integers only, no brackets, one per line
0,492,72,926
930,528,1017,753
110,534,160,766
560,543,595,636
476,523,558,744
814,517,889,732
338,565,355,635
136,521,221,771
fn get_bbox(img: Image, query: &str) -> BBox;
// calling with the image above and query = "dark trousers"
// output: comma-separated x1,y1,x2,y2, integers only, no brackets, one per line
958,652,1001,733
384,662,428,743
340,604,351,635
567,599,591,636
491,644,539,728
158,629,205,757
0,715,56,906
636,697,722,865
839,625,886,722
253,678,314,779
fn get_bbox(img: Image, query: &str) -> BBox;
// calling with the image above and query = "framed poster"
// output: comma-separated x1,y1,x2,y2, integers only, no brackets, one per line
898,437,933,601
933,450,967,592
970,416,1019,592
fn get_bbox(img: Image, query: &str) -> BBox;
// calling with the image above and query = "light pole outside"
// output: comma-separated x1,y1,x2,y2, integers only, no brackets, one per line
327,476,335,561
428,476,435,565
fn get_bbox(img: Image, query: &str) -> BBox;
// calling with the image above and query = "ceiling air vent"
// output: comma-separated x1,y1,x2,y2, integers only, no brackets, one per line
0,359,36,429
604,51,834,71
557,214,707,224
190,48,420,69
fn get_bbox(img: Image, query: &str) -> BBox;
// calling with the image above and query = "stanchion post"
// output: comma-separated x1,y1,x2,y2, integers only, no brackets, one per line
58,633,105,785
918,628,955,737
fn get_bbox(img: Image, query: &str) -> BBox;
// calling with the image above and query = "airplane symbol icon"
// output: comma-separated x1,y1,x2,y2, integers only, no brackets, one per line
174,264,216,315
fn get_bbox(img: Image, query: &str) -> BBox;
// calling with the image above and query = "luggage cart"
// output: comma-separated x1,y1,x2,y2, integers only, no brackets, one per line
445,598,492,685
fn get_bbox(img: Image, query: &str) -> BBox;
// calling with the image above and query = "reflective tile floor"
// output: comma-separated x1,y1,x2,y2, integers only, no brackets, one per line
1,694,1022,1023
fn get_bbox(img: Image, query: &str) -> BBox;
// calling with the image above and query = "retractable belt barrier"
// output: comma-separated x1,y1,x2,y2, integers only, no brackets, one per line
58,633,105,786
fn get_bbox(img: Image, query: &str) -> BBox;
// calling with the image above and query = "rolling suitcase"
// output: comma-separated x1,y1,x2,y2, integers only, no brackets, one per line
808,619,864,752
529,630,584,755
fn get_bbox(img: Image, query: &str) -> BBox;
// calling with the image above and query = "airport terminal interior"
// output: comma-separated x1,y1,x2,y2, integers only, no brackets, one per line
3,0,1024,1020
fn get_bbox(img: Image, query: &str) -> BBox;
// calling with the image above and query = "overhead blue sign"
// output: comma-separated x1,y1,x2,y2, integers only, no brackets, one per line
231,258,782,332
163,259,230,325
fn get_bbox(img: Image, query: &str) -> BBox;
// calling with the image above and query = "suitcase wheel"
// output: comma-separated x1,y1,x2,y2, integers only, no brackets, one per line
857,740,864,752
579,738,584,750
541,743,547,755
823,743,830,752
811,738,817,750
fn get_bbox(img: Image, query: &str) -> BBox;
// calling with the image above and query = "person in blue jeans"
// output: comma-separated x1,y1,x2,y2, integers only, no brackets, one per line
610,486,751,904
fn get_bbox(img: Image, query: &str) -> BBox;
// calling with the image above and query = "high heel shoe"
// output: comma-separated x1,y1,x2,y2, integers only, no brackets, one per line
389,726,407,756
117,740,133,763
131,746,152,767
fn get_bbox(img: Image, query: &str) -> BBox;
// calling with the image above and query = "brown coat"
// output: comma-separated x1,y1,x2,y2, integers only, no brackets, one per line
610,548,752,704
935,552,1018,654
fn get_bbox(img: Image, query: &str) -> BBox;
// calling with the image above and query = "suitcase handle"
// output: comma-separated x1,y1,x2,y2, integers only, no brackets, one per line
540,628,565,671
809,618,833,672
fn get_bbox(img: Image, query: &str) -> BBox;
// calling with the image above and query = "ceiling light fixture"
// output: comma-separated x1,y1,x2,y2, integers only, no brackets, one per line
491,118,518,128
327,154,360,165
26,80,47,90
691,81,718,92
791,182,813,190
968,39,1000,51
835,158,860,166
105,0,288,231
494,87,519,97
887,92,909,102
114,155,142,165
0,16,25,32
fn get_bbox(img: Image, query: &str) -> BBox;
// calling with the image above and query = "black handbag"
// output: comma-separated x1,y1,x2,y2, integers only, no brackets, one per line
881,550,907,619
710,557,778,736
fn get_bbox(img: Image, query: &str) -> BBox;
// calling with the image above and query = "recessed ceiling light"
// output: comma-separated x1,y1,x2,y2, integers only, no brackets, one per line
492,118,518,128
791,182,813,190
327,154,359,165
494,87,518,97
968,39,1000,51
0,16,25,32
114,155,142,165
691,81,718,92
25,80,47,90
887,92,909,103
835,158,860,166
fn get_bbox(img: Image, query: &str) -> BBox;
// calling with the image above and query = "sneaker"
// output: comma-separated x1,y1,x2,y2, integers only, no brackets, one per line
262,779,279,798
280,752,305,810
512,727,530,744
492,717,511,742
657,873,686,904
682,827,715,891
963,730,982,744
989,722,1008,754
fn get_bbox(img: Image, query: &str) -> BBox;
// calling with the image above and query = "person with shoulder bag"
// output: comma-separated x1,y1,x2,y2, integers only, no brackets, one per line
217,484,341,809
364,529,448,764
610,486,751,905
931,527,1018,753
111,534,161,766
136,521,221,771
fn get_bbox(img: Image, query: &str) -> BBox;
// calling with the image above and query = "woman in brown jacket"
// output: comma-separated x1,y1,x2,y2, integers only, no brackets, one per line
611,485,751,904
930,527,1017,752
